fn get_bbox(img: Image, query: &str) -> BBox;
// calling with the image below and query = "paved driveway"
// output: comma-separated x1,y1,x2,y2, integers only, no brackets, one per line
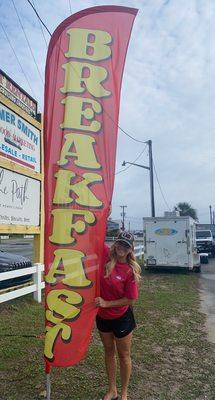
199,257,215,343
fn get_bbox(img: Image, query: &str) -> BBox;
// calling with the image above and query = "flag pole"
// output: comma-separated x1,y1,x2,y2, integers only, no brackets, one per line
46,373,51,400
45,362,51,400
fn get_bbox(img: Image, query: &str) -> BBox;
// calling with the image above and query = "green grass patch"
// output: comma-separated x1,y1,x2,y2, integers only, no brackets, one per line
0,271,215,399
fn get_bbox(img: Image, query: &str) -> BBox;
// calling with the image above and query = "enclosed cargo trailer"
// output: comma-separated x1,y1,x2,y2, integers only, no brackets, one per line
143,216,201,271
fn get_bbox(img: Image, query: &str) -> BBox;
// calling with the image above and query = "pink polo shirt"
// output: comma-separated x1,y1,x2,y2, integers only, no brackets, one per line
98,245,138,319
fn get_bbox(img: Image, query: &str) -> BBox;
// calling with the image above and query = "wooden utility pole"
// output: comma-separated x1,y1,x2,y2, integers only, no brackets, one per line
209,205,212,227
148,140,155,217
122,139,155,217
120,205,127,231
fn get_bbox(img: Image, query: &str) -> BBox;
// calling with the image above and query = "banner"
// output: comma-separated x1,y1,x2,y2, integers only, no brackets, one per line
44,5,137,368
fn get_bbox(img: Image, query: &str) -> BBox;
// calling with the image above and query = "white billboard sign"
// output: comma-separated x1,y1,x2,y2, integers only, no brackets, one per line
0,167,40,226
0,103,40,172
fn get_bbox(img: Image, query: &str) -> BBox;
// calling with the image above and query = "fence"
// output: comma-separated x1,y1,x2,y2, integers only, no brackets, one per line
0,263,44,304
0,245,144,304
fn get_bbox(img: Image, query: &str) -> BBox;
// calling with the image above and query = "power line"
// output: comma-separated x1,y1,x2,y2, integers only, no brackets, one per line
11,0,44,84
117,124,146,143
153,160,171,211
26,0,146,144
26,0,52,36
68,0,72,14
0,22,37,98
115,144,148,175
31,0,48,47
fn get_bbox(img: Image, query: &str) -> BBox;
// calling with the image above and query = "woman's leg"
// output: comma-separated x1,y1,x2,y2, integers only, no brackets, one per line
115,332,133,400
99,331,118,400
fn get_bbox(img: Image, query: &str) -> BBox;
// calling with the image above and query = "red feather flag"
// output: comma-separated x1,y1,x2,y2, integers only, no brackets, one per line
44,6,138,368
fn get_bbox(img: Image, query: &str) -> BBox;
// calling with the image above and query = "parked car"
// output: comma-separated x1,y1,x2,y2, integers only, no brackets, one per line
0,250,32,289
196,230,215,256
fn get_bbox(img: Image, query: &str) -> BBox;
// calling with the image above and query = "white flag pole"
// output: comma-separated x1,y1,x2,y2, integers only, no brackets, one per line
46,373,51,400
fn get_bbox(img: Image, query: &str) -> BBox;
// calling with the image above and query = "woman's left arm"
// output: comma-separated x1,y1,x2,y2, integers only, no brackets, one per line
95,297,135,308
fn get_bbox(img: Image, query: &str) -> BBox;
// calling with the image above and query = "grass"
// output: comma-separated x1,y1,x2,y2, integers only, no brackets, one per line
0,270,215,400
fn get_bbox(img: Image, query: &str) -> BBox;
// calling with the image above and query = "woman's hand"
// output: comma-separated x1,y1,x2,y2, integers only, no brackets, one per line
95,297,108,308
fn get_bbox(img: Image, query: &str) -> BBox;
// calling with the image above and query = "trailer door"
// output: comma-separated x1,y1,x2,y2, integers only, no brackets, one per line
174,219,189,267
145,219,189,267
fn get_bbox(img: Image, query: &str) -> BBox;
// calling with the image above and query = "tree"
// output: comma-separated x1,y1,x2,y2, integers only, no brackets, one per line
174,202,198,221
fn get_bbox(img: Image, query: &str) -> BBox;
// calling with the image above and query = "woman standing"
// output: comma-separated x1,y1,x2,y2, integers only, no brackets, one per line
95,231,141,400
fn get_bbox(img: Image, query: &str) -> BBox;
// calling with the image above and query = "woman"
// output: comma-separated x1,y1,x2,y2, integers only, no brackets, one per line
95,231,141,400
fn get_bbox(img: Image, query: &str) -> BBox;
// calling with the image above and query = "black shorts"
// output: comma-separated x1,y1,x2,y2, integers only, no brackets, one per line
96,307,136,338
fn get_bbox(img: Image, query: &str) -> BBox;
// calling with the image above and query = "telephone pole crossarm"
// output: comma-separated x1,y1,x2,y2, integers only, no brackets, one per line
122,161,150,170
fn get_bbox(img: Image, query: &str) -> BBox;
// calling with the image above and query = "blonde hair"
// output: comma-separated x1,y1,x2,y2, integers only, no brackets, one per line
105,243,142,283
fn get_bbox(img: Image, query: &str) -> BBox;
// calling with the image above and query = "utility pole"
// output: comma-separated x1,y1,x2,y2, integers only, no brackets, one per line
209,205,212,226
148,140,155,217
120,205,127,231
122,139,155,217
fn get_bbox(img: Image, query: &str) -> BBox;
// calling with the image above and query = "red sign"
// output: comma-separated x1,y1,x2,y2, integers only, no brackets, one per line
44,5,137,368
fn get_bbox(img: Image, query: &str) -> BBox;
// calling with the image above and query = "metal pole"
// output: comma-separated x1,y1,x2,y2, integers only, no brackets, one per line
209,205,212,226
148,140,155,217
120,205,127,231
46,374,51,400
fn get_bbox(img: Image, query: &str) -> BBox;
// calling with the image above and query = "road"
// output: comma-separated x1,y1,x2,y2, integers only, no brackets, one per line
0,238,33,261
0,238,143,262
199,257,215,343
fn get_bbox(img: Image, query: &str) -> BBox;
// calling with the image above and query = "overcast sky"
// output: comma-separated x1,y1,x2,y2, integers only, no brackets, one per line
0,0,215,229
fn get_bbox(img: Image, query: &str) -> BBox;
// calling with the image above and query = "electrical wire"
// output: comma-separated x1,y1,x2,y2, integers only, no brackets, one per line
115,144,148,175
32,0,48,47
11,0,44,84
0,22,37,99
153,160,171,211
117,124,146,143
26,0,147,144
26,0,52,36
68,0,72,14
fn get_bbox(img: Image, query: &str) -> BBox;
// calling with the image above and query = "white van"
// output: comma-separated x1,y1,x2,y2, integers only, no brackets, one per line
143,216,201,271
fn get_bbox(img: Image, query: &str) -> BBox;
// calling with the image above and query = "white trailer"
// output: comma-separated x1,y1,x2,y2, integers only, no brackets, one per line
143,216,201,271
